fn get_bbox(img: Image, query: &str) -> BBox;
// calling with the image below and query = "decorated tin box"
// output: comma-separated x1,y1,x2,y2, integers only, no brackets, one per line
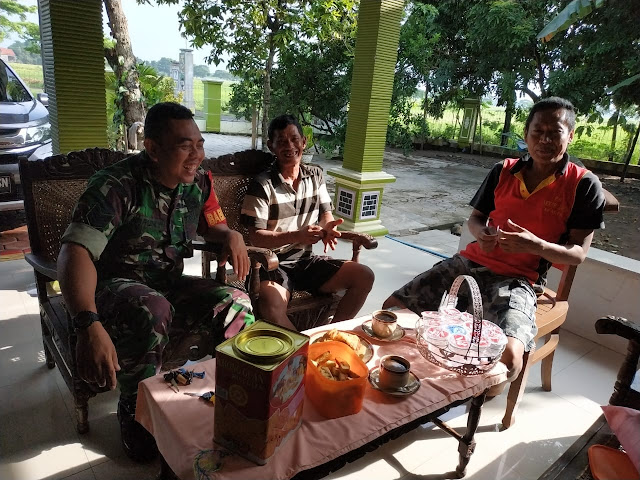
214,321,309,464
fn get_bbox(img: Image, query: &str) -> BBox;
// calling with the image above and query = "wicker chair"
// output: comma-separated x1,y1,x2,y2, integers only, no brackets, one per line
200,149,378,330
19,148,224,433
20,148,129,433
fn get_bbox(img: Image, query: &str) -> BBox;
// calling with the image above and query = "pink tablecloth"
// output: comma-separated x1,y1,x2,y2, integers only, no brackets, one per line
136,309,508,480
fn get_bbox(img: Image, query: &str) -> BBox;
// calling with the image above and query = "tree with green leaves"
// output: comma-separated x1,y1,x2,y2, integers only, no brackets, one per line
466,0,561,145
143,57,174,76
1,1,40,54
193,64,209,78
541,0,640,174
392,1,486,149
152,0,358,150
212,69,237,81
391,2,440,149
267,35,355,145
546,0,640,112
8,40,41,64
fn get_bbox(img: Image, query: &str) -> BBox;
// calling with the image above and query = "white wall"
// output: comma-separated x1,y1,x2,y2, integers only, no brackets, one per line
546,249,640,354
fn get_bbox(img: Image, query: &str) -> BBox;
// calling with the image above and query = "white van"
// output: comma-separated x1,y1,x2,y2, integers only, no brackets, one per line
0,59,52,211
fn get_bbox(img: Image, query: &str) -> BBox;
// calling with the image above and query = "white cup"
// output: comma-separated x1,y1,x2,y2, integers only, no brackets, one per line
371,310,398,338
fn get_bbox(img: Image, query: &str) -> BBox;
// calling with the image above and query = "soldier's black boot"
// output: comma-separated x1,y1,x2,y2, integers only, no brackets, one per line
117,396,158,463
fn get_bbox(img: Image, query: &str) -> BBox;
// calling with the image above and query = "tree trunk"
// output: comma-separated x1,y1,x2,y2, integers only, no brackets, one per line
421,88,429,150
620,122,640,182
533,43,546,98
251,105,258,150
608,110,619,162
501,99,514,146
261,35,276,152
261,1,283,152
522,87,539,103
104,0,145,133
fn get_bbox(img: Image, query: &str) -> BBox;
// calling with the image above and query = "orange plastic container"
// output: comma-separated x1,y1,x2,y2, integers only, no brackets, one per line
306,341,368,418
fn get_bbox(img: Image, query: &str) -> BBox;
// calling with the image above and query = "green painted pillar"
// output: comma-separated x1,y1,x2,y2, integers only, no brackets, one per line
327,0,402,236
457,98,481,148
203,79,223,133
38,0,107,154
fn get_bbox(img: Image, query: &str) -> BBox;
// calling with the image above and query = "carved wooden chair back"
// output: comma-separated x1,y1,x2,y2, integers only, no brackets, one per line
21,148,129,264
20,148,130,433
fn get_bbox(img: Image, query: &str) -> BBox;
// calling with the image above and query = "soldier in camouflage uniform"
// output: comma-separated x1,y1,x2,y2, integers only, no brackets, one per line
57,102,254,462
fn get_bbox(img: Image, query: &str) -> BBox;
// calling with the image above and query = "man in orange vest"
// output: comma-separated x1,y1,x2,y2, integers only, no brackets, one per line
384,97,605,388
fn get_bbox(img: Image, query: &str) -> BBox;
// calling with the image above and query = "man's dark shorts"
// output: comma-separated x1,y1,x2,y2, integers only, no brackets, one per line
259,255,345,294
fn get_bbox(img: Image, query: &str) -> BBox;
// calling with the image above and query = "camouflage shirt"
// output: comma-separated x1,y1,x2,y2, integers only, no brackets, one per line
61,151,226,290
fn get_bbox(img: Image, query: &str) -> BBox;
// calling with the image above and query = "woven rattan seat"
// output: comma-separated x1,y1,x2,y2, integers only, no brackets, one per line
200,149,378,331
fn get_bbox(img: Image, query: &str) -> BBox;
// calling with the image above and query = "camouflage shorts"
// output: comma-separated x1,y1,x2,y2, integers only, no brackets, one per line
391,254,537,351
95,276,254,398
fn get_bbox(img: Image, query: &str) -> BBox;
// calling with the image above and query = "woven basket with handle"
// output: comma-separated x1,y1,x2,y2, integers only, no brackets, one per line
416,275,507,376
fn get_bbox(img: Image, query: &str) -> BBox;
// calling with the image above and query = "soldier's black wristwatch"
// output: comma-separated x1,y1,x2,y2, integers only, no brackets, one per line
73,311,100,331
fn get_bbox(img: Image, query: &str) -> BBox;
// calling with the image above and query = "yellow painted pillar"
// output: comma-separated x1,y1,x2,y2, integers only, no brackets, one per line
203,79,223,133
327,0,403,236
38,0,107,154
458,98,481,149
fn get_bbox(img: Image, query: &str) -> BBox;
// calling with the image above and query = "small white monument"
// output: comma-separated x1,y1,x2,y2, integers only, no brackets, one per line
179,49,195,112
169,50,195,112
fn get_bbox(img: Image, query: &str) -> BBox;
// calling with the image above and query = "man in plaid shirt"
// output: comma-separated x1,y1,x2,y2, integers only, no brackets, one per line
241,114,374,331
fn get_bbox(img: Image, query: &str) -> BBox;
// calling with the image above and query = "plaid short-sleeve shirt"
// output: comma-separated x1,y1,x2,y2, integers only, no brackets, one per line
240,162,333,263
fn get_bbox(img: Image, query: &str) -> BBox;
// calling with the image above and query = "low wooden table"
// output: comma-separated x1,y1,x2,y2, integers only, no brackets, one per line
136,310,508,480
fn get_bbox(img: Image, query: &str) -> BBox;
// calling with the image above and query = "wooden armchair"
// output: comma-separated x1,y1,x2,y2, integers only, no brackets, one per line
501,189,620,428
20,148,129,433
457,189,619,428
596,316,640,410
200,149,378,330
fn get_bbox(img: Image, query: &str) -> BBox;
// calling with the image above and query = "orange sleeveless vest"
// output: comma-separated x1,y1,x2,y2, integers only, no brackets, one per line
461,158,588,283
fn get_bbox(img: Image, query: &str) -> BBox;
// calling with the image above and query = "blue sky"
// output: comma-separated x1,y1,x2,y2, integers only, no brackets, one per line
7,0,225,68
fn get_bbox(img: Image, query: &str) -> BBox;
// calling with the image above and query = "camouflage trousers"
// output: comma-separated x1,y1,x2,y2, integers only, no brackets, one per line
95,276,254,399
391,254,537,351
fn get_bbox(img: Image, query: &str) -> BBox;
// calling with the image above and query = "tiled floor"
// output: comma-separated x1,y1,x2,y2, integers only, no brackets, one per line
0,234,625,480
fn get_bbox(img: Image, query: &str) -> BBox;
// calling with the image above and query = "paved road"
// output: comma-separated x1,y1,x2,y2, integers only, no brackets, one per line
202,133,487,237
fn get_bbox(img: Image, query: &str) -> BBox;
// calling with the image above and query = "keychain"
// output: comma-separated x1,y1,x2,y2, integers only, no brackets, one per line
183,390,215,404
163,368,206,392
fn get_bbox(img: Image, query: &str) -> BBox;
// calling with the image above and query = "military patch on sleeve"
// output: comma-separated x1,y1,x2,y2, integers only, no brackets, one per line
203,171,227,227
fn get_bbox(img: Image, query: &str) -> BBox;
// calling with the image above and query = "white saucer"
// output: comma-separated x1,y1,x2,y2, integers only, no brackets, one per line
368,367,420,396
361,320,406,342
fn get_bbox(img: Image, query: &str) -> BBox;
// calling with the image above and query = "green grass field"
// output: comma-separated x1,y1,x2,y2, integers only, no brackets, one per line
7,62,638,164
8,62,45,94
424,104,639,164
